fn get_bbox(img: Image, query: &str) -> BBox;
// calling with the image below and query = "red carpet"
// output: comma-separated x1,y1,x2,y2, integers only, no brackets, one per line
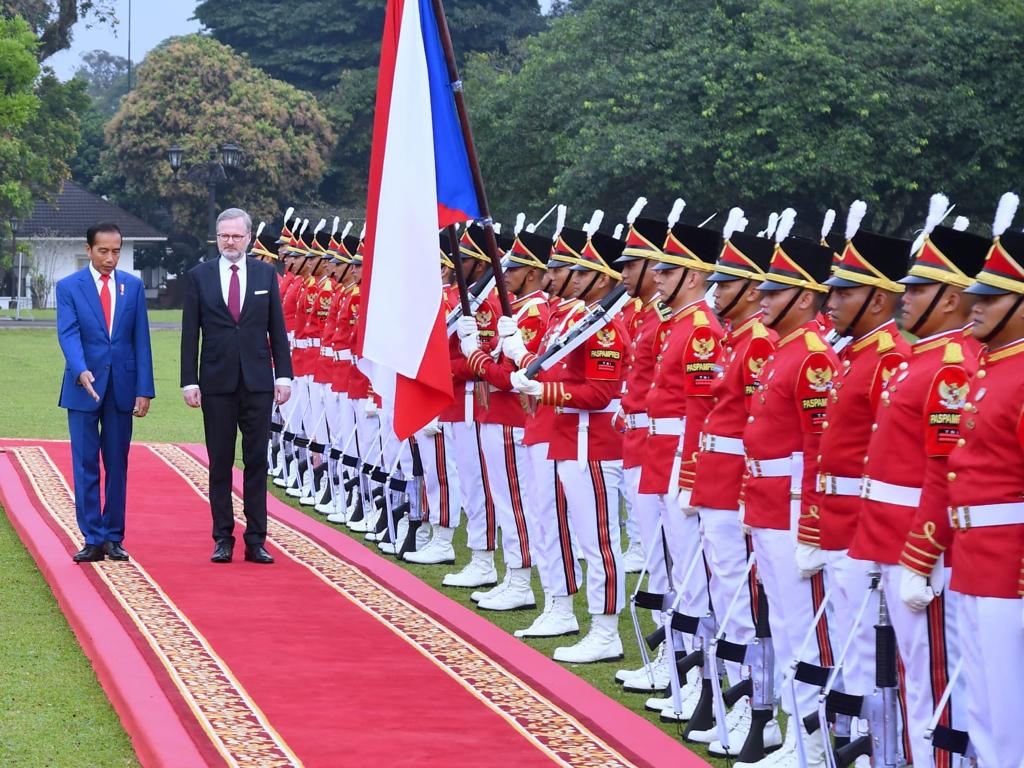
0,439,709,768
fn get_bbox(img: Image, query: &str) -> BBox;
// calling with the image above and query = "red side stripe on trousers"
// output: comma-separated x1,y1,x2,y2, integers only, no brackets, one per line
926,594,952,768
588,461,618,615
810,571,835,667
475,423,496,550
554,463,578,594
434,432,450,527
502,426,531,567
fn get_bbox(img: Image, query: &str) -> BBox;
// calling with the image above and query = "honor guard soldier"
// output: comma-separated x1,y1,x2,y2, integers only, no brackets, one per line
848,194,989,768
946,193,1024,768
511,212,630,663
737,210,838,768
794,203,912,749
685,210,781,757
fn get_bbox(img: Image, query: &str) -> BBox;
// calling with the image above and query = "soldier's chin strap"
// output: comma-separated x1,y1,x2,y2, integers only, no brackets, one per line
718,278,751,320
665,268,690,305
766,288,803,330
577,272,601,304
838,286,877,338
556,271,572,298
980,293,1024,344
907,283,947,337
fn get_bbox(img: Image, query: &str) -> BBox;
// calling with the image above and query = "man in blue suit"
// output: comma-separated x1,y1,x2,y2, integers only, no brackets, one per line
56,222,155,563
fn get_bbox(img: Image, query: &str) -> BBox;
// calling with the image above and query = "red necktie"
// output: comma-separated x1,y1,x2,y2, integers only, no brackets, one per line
228,264,241,322
99,274,112,332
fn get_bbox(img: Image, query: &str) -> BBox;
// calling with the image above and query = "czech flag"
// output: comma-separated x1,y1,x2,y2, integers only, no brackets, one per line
356,0,481,439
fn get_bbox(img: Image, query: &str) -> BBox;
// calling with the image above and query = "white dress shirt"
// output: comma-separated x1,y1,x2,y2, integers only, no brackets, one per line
219,254,247,312
88,263,116,332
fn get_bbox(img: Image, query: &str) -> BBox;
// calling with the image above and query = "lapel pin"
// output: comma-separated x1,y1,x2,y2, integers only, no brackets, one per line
119,282,124,296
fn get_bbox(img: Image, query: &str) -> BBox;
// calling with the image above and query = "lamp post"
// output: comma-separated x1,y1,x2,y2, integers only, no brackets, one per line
167,142,243,260
9,216,21,321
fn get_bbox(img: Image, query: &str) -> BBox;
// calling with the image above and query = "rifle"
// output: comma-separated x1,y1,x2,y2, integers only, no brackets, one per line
446,267,497,335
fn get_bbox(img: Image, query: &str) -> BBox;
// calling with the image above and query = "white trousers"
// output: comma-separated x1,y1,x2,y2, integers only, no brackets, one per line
621,465,641,546
881,563,966,768
660,495,710,618
478,423,534,570
448,421,493,552
525,443,581,597
305,380,329,443
824,551,878,699
958,594,1024,768
557,459,624,615
631,486,670,595
699,507,755,647
418,425,462,528
751,514,835,719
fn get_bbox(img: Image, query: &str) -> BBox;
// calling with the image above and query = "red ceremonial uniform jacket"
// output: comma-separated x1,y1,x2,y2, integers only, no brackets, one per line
620,297,664,469
314,282,347,384
445,292,502,423
639,300,724,495
282,271,305,335
742,321,839,530
946,338,1024,597
466,290,551,427
691,313,775,511
346,286,376,402
438,284,470,423
328,284,358,393
800,321,910,550
849,327,980,565
535,305,629,463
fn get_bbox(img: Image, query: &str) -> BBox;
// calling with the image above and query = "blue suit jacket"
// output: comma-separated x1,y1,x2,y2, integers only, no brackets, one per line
56,267,156,412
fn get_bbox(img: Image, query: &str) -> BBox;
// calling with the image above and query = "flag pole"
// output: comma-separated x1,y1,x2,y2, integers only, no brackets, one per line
446,224,472,315
430,0,513,317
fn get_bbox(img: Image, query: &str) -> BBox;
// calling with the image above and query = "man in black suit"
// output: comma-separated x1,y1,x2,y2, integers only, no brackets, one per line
180,208,293,564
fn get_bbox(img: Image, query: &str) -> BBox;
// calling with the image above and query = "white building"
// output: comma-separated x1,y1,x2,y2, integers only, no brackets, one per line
8,180,166,309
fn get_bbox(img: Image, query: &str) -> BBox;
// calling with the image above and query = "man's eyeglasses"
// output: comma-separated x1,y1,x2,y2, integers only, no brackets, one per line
216,233,247,242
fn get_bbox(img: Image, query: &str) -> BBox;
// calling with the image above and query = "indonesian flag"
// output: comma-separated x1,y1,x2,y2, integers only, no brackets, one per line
356,0,480,439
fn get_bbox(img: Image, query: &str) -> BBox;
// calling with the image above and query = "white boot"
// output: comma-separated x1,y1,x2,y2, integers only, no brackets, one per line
615,642,664,684
735,716,807,768
404,526,456,564
415,522,432,549
349,506,379,533
553,613,623,664
515,595,579,638
648,669,701,718
478,568,536,610
378,517,408,554
471,569,510,603
688,694,751,745
325,502,348,524
622,643,672,692
622,538,645,573
442,550,497,588
708,706,782,757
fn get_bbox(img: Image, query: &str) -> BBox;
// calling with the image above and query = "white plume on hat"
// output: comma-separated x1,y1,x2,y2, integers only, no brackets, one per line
359,222,366,240
330,216,340,236
626,196,648,225
553,204,567,240
340,221,353,239
774,208,797,244
910,193,950,254
613,223,624,239
313,218,326,236
722,207,747,241
584,209,604,237
992,192,1020,237
820,209,836,242
298,219,309,236
762,211,780,239
283,206,294,227
254,221,265,241
666,198,686,229
844,201,867,241
514,212,526,236
952,216,969,231
290,217,301,234
492,222,501,235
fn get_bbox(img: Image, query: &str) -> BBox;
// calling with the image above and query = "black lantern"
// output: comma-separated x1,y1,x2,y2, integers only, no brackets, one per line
220,142,242,169
167,144,184,172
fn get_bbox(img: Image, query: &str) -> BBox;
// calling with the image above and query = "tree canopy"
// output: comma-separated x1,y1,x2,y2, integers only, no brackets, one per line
100,34,336,238
2,0,116,60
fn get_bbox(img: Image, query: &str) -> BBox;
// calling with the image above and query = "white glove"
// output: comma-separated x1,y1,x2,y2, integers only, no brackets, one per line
930,554,946,596
795,542,827,579
364,399,379,417
509,369,542,397
459,330,480,358
900,567,935,612
456,316,478,339
422,418,442,437
738,503,750,534
502,331,528,366
497,315,519,338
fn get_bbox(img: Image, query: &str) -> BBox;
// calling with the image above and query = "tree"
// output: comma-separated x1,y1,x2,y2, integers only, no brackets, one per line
1,0,116,60
193,0,547,93
465,0,1024,237
100,35,336,248
73,49,128,115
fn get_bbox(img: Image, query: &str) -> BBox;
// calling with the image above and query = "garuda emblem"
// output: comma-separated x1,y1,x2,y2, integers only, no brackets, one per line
521,327,537,345
806,366,833,392
596,328,617,347
748,356,767,377
476,308,493,326
938,380,969,410
692,337,716,360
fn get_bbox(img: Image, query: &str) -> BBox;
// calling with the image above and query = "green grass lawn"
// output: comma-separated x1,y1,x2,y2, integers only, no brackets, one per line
0,327,722,766
0,309,183,324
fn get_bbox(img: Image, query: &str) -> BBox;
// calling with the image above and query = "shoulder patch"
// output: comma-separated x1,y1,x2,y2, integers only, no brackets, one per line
804,332,827,353
693,309,709,327
877,330,895,354
682,325,720,395
943,342,964,365
923,364,970,457
795,350,836,433
655,301,672,321
527,303,540,317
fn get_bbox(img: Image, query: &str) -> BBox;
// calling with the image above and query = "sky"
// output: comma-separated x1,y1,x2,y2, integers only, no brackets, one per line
47,0,202,81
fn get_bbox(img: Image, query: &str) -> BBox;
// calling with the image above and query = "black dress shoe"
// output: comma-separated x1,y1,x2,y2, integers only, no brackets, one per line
73,544,105,563
211,541,233,563
244,545,274,564
103,541,130,561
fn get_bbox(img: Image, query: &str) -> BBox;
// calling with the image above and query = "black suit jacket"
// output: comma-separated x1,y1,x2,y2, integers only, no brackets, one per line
180,257,292,394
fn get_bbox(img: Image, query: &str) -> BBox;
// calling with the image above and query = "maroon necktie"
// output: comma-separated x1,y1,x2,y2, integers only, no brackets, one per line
228,264,241,322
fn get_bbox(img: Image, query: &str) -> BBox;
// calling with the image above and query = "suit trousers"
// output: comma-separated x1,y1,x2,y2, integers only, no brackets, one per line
67,379,133,545
202,379,274,547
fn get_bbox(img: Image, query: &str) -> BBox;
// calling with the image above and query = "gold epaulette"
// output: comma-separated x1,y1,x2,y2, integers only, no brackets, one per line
943,342,964,365
877,330,895,353
751,322,770,339
693,310,710,327
804,332,827,352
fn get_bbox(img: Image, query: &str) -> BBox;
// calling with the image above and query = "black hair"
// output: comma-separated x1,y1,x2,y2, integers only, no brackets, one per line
86,222,122,247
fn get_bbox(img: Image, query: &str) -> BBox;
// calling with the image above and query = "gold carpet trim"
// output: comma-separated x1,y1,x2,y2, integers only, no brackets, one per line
149,443,639,768
10,445,302,768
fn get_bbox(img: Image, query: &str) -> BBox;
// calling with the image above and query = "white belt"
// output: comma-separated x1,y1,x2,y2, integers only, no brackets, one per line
818,473,862,497
294,338,310,348
949,502,1024,530
861,477,921,507
310,338,321,347
563,400,620,468
335,349,352,362
745,456,793,478
464,382,474,424
700,433,745,456
648,417,686,437
320,346,334,357
623,412,649,430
